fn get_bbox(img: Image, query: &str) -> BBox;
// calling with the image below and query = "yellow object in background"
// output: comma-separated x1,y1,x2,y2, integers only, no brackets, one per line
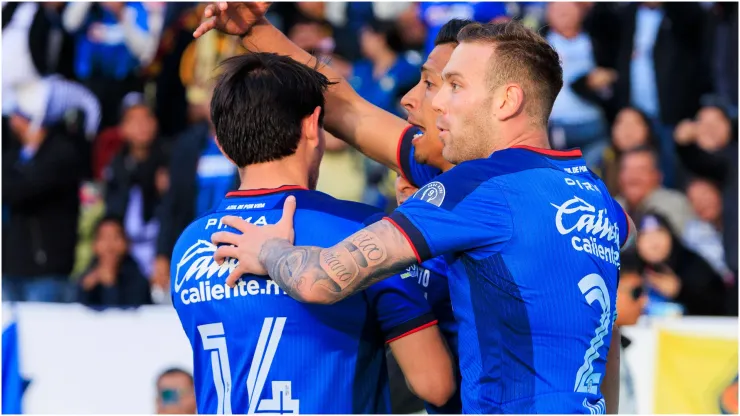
654,330,738,414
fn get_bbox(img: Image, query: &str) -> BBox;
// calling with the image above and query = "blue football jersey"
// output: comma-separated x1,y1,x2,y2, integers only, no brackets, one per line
396,125,442,188
171,186,436,414
387,147,628,414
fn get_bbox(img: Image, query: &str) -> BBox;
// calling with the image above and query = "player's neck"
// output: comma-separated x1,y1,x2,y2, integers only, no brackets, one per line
238,158,310,191
496,127,551,153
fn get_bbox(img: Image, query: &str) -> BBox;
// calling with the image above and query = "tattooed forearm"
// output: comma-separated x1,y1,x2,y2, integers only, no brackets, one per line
257,220,417,304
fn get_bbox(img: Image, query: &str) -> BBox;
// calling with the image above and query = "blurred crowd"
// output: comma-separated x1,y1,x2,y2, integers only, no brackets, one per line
1,2,737,322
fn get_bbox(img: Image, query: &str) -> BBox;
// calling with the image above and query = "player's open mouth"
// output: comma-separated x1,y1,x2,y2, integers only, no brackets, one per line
407,117,426,143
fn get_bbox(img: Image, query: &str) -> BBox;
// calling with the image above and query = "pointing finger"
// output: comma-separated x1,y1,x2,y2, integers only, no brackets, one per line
226,267,244,288
280,195,297,228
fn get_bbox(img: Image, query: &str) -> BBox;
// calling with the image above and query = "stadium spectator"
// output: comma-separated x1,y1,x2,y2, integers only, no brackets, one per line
285,13,333,55
77,216,152,307
616,147,695,238
674,105,738,275
615,253,647,414
103,93,168,278
155,368,196,415
636,213,726,317
152,88,238,302
350,19,420,117
39,75,102,141
702,2,738,117
611,2,708,188
545,2,614,168
684,178,734,281
62,2,158,128
597,107,658,194
1,2,74,105
147,3,200,138
350,19,421,208
2,101,81,303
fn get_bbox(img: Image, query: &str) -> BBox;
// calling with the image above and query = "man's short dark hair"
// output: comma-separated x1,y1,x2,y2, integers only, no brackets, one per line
94,214,125,238
157,367,193,386
434,18,475,46
211,53,332,168
457,21,563,126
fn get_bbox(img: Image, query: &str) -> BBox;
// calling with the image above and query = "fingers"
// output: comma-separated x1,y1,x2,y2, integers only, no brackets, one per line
221,215,254,233
279,195,297,227
193,19,216,38
226,268,244,288
204,3,215,17
214,245,239,265
211,230,242,247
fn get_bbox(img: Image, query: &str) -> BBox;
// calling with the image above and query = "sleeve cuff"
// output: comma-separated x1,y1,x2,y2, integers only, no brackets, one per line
385,313,438,344
384,213,432,263
396,125,418,187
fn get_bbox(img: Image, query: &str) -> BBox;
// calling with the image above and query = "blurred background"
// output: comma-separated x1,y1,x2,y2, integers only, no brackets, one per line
0,1,737,414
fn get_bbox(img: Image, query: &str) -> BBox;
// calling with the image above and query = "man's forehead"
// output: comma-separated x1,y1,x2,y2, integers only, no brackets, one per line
423,43,455,74
442,42,494,78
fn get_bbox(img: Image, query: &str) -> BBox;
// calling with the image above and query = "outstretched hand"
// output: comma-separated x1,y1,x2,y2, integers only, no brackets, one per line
193,2,271,39
211,196,297,287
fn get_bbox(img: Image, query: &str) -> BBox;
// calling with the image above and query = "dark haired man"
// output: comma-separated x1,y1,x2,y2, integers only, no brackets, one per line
170,52,455,414
202,9,636,413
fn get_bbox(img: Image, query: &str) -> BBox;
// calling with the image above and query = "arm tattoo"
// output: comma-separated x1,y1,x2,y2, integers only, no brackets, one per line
258,220,416,304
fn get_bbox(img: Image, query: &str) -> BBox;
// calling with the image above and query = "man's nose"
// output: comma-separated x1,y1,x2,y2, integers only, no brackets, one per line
401,83,420,112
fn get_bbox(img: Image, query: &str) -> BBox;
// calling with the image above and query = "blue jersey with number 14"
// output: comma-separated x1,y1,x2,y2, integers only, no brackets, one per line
171,186,436,414
388,147,629,414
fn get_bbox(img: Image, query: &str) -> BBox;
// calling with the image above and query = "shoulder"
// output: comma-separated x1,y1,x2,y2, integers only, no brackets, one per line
415,158,516,210
295,191,384,226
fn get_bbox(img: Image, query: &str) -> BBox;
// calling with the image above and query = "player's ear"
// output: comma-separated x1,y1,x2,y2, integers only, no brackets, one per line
302,106,322,149
214,136,236,165
495,83,524,121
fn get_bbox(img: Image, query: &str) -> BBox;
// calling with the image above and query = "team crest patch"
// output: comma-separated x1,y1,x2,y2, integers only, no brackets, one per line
414,181,446,207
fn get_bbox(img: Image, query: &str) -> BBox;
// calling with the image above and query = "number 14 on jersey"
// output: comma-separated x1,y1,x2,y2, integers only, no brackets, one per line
197,318,299,414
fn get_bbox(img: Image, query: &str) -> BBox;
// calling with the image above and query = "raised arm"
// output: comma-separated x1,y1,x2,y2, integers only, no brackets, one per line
194,2,409,171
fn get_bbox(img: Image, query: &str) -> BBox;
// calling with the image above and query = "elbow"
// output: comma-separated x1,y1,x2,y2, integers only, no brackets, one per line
406,371,456,407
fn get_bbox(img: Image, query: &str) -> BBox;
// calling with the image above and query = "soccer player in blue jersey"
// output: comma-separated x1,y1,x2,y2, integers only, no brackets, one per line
208,18,636,414
170,53,456,414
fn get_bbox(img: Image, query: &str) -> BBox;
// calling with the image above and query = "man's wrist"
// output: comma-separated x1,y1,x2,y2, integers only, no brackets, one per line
258,238,292,269
237,17,270,46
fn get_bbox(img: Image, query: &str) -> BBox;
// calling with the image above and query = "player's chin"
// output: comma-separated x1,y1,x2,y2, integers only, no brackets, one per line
441,144,461,165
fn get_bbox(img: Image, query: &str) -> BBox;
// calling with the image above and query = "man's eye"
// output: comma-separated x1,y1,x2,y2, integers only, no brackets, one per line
451,82,460,91
424,80,433,89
